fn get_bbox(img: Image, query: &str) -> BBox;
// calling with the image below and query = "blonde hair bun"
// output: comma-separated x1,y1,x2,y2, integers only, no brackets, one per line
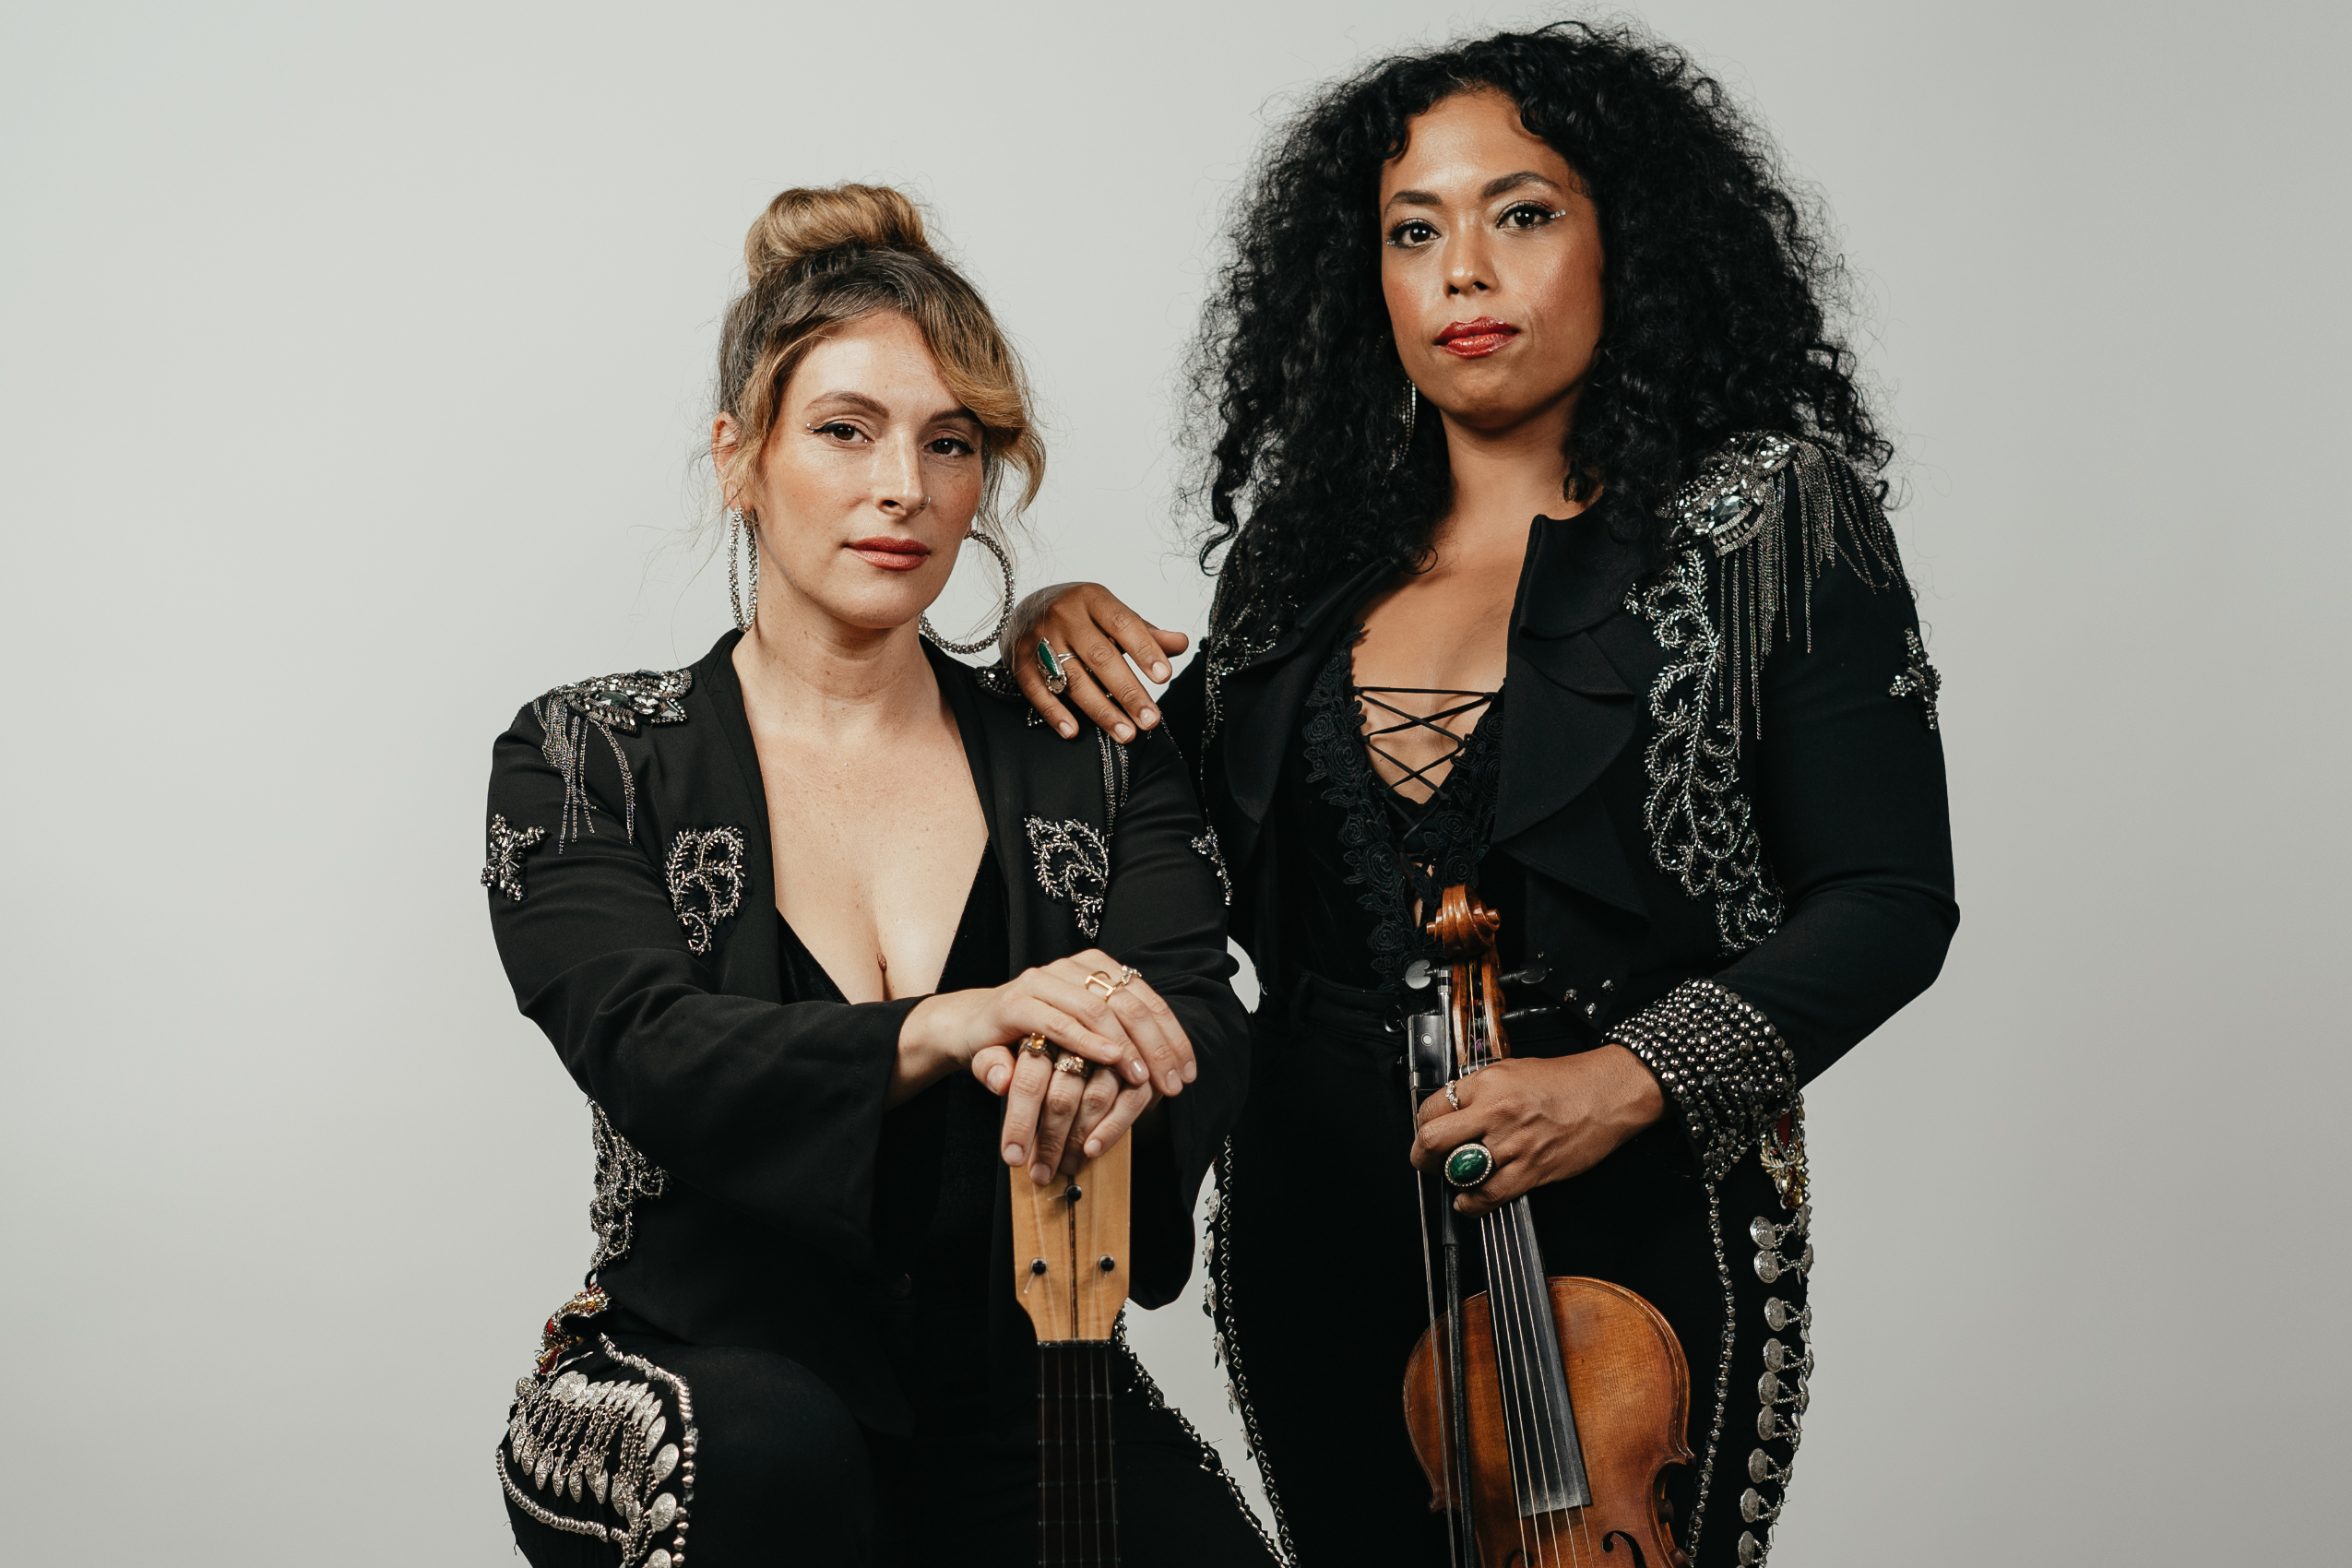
744,184,935,286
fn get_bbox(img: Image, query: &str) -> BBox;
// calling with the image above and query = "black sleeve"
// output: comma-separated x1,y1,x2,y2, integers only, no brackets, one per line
1723,538,1958,1083
1093,725,1247,1309
1156,655,1210,787
1610,520,1957,1181
484,705,917,1264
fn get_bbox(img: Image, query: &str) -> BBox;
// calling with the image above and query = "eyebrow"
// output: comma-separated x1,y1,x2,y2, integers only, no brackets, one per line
804,390,980,426
1384,171,1562,212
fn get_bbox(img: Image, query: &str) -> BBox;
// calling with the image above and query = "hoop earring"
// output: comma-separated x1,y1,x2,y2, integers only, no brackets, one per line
920,529,1015,655
1387,379,1419,471
727,507,759,631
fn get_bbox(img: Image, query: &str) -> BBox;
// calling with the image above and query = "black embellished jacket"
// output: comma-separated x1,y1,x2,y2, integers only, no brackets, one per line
1165,434,1959,1177
481,630,1243,1435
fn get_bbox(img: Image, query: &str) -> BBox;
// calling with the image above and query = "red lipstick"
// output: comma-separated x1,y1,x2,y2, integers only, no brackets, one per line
1436,317,1520,358
846,535,932,572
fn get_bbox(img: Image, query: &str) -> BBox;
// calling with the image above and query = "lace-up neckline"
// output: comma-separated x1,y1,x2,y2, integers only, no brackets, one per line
1350,684,1501,815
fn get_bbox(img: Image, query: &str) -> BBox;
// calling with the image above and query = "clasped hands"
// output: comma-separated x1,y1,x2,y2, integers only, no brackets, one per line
900,949,1195,1187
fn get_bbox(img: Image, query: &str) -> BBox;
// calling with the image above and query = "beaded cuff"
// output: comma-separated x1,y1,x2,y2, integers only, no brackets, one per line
1609,978,1798,1184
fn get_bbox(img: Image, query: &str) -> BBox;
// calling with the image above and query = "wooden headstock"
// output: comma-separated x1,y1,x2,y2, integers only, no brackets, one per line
1009,1137,1132,1344
1425,884,1512,1069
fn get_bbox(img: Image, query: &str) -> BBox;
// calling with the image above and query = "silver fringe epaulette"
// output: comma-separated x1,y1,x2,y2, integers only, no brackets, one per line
531,668,693,849
1633,434,1902,952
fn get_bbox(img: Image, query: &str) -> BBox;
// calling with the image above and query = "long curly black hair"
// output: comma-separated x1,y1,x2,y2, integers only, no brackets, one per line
1189,18,1891,631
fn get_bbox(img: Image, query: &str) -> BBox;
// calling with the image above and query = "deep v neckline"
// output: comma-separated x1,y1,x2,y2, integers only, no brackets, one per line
774,850,996,1004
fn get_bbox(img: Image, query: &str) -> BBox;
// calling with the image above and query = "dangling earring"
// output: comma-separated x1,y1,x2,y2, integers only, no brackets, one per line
920,529,1016,654
1387,378,1419,471
727,507,759,631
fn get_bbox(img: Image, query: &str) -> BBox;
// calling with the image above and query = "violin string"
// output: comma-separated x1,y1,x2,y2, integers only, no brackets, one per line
1482,1204,1556,1565
1467,970,1537,1566
1468,964,1550,1568
1475,955,1578,1568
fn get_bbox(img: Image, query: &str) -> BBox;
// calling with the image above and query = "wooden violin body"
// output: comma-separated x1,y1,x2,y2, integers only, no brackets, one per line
1404,1277,1692,1568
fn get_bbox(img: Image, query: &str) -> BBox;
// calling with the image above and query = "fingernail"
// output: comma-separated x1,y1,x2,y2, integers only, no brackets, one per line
1151,663,1170,682
1084,1138,1102,1158
1059,722,1076,737
1004,1143,1025,1165
1029,1162,1051,1184
1115,724,1134,741
987,1066,1009,1093
1182,1061,1197,1084
1139,707,1158,726
1128,1060,1148,1084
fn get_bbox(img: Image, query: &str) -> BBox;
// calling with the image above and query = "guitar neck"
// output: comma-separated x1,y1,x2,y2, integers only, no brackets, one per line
1012,1138,1132,1568
1038,1340,1120,1566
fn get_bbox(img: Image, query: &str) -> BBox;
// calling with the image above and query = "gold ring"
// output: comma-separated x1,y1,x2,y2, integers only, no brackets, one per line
1052,1051,1090,1076
1017,1033,1051,1056
1085,970,1121,997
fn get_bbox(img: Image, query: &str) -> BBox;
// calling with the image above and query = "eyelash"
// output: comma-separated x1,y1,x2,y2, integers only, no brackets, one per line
1386,202,1565,247
809,422,977,458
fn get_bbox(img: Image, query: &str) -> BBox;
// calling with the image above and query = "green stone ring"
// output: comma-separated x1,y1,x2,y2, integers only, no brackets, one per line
1036,637,1069,695
1443,1142,1496,1191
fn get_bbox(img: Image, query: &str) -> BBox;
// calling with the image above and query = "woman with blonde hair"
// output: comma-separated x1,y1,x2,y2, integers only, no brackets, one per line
482,184,1275,1567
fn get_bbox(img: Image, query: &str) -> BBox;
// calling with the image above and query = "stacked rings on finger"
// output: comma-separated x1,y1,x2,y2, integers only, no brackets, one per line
1017,1033,1051,1057
1051,1051,1091,1076
1036,638,1069,695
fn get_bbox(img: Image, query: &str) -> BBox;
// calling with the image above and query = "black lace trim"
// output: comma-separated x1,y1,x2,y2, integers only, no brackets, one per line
1299,635,1505,988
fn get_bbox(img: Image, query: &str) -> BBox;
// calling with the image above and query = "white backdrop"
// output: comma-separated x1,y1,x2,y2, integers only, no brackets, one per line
4,2,2346,1562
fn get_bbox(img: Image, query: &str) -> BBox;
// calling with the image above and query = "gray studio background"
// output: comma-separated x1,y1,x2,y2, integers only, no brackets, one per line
4,1,2344,1562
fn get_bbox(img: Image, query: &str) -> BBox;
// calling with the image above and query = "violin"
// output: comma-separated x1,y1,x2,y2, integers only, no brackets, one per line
1402,885,1694,1568
1010,1134,1132,1567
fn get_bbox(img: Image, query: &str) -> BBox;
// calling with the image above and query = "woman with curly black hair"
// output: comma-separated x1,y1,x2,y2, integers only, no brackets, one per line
1008,21,1954,1566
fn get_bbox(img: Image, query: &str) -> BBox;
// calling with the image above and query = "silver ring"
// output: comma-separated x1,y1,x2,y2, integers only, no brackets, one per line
1443,1081,1463,1111
1037,638,1069,696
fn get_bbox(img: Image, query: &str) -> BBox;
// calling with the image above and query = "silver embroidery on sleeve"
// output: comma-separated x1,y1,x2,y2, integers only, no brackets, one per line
1025,815,1111,939
588,1103,668,1272
1634,433,1903,953
1632,550,1787,952
1191,826,1233,906
1098,728,1132,833
1607,978,1799,1184
663,826,746,956
1889,628,1942,731
532,668,693,849
481,814,546,902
